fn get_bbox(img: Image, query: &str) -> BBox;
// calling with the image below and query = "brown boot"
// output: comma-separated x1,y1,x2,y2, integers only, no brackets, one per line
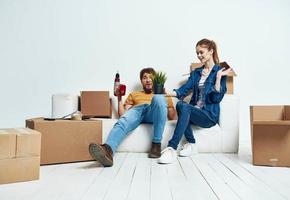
148,142,161,158
89,143,113,167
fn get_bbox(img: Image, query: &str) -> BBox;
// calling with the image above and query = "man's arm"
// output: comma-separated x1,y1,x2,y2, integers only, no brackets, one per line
117,96,133,117
164,91,177,120
167,107,176,120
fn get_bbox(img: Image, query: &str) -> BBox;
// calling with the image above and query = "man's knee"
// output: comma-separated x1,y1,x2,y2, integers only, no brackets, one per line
151,95,166,106
114,117,127,131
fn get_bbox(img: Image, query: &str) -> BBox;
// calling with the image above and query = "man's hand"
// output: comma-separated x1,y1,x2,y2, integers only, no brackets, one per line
115,88,122,101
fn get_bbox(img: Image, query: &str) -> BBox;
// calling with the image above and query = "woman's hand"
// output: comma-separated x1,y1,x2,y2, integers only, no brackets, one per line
164,88,177,97
217,68,233,78
215,68,233,92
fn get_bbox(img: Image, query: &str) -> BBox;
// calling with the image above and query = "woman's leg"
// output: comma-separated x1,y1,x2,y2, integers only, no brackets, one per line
168,101,191,149
184,106,216,142
183,122,195,143
168,101,216,149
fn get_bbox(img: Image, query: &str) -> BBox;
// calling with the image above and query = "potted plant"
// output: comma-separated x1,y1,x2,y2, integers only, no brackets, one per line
151,71,167,94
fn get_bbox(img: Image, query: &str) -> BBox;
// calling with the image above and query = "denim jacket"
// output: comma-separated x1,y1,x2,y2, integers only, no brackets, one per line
174,64,227,123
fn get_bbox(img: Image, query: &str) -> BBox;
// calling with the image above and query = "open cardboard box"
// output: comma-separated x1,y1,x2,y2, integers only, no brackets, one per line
190,62,237,94
250,105,290,167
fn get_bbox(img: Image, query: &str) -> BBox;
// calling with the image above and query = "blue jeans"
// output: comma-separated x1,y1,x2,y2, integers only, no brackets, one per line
168,101,216,150
106,95,167,153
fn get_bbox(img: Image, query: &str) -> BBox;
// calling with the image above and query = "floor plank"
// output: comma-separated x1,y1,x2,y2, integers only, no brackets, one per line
191,155,240,200
226,154,290,200
178,156,218,200
165,158,194,200
126,153,151,200
81,153,127,200
207,154,276,200
102,153,139,200
150,158,172,200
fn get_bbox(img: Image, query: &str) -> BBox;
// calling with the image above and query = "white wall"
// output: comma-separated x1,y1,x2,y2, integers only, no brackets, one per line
1,0,290,143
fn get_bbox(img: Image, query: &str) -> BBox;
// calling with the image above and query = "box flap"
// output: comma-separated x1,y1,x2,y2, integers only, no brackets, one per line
253,120,290,125
26,118,46,129
250,106,284,121
283,105,290,120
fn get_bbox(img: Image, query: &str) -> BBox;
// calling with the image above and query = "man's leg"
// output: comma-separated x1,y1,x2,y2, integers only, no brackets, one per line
89,105,145,167
143,95,167,158
106,105,145,153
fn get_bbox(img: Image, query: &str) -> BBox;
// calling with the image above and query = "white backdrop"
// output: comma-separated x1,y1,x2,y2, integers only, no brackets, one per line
1,0,290,143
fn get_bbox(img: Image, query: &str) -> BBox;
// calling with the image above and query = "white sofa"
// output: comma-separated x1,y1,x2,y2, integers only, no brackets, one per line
99,94,239,153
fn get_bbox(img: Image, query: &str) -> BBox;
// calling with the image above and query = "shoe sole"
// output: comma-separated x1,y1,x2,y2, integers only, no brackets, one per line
148,153,160,158
158,158,176,164
89,144,113,167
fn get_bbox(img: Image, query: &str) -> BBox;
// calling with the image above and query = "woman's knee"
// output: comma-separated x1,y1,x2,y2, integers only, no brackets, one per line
176,101,188,112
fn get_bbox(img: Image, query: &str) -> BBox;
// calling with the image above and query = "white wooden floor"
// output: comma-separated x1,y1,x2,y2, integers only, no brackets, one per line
1,144,290,200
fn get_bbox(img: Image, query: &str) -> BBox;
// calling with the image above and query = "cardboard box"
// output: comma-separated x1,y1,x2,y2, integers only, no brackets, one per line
0,128,41,184
190,62,237,94
80,91,112,118
0,130,16,159
0,156,40,184
26,118,102,165
250,105,290,167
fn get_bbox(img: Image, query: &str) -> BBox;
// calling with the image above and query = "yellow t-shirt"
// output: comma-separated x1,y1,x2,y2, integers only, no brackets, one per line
124,91,174,108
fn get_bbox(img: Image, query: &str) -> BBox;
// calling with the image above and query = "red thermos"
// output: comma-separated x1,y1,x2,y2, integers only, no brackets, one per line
114,71,126,96
114,71,120,96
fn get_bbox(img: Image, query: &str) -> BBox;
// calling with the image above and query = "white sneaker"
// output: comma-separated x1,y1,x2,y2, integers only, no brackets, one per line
158,147,177,164
179,143,198,157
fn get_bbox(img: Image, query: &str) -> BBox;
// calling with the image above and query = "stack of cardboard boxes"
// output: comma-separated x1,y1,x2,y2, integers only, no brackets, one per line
26,91,111,165
0,91,111,184
0,128,41,184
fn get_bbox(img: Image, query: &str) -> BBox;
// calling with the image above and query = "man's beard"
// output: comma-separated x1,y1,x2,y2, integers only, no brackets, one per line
143,87,153,94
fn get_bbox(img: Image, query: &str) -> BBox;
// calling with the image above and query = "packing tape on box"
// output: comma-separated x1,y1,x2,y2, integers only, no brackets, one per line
52,94,78,118
14,128,30,135
0,130,9,134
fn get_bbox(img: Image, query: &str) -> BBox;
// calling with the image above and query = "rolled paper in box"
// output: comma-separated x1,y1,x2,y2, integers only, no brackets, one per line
52,94,78,118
